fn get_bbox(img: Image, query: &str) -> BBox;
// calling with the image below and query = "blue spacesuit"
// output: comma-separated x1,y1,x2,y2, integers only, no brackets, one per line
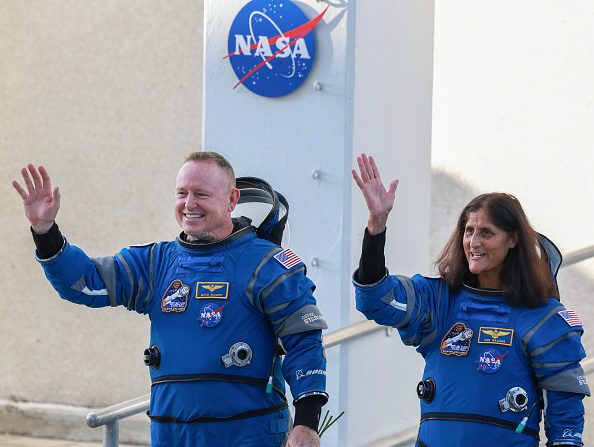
354,272,590,447
38,223,328,446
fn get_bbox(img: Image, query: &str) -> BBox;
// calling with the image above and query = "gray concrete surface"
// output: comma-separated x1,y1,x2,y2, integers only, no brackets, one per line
0,434,140,447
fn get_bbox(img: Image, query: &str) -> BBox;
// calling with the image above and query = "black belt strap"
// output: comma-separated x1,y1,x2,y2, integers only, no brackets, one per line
149,373,288,424
151,373,286,399
152,373,266,386
149,401,288,424
421,412,540,440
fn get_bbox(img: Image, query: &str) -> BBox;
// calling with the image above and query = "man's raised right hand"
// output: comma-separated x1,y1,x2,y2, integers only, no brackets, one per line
12,164,61,234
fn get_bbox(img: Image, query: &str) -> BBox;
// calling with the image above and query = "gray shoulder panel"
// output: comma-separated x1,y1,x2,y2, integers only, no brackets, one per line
538,366,591,396
522,304,564,352
90,256,118,307
392,275,416,328
114,253,135,308
419,280,444,348
529,331,582,358
259,266,306,312
274,304,328,337
246,246,283,310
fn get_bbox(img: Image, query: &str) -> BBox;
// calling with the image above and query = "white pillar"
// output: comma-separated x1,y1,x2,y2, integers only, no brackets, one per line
203,1,433,445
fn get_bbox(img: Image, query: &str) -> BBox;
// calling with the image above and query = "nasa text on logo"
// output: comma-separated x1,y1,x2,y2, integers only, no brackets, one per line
475,348,507,374
226,0,328,97
198,303,225,328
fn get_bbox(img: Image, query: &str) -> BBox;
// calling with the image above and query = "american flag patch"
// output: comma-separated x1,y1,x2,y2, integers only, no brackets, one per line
558,309,584,327
274,248,302,269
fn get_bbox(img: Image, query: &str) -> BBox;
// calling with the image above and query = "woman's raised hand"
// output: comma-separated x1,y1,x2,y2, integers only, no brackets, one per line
352,153,398,235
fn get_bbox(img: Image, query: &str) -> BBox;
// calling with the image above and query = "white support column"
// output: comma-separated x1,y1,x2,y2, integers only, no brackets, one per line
348,2,434,445
203,1,433,445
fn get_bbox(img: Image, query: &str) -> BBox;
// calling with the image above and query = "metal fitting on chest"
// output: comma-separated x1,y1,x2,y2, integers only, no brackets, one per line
222,342,253,368
499,387,528,412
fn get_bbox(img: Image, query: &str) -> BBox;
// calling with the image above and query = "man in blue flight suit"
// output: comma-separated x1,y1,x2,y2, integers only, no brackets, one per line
12,151,328,447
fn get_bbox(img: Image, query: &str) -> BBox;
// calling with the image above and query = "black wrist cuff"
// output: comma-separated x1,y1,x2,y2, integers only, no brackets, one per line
356,227,387,284
293,395,325,432
31,222,64,259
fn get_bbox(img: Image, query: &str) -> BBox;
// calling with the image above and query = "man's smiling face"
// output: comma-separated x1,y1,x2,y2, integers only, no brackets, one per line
174,160,239,241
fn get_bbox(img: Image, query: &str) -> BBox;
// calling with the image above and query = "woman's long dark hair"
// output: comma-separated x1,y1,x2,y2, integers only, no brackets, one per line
435,193,559,307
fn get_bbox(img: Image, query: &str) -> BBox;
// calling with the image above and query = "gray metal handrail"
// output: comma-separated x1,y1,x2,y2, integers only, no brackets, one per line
324,319,381,348
87,243,594,446
563,245,594,267
86,393,151,445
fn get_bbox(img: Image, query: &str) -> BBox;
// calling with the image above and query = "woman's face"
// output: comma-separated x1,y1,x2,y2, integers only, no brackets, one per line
463,208,517,289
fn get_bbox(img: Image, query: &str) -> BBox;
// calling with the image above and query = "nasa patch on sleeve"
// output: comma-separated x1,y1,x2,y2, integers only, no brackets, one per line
226,0,327,97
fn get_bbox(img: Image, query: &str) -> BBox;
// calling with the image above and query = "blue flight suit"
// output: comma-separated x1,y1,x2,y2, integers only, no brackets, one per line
38,225,328,446
354,271,589,447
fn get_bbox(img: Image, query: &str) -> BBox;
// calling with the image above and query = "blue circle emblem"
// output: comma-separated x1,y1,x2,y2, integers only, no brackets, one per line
476,348,507,374
227,0,323,97
199,303,224,328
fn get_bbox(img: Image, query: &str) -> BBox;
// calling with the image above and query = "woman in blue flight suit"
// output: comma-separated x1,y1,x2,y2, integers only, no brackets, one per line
351,153,589,447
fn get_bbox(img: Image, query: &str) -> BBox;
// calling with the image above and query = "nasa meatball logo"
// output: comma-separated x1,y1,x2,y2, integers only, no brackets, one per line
198,303,225,327
226,0,328,97
476,348,507,374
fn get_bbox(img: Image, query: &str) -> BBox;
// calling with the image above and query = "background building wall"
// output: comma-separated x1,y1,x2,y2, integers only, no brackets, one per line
1,1,203,440
202,1,432,445
349,1,434,445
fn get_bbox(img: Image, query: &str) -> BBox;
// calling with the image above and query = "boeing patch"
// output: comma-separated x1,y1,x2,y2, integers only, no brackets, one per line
440,322,473,356
478,327,514,346
198,303,224,327
476,348,507,373
161,280,190,313
196,282,229,299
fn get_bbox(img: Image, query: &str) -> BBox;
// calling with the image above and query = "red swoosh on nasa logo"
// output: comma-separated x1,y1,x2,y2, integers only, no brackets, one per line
226,5,329,89
214,304,225,314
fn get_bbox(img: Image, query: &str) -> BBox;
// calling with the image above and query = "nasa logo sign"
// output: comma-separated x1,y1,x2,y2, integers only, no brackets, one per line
226,0,328,97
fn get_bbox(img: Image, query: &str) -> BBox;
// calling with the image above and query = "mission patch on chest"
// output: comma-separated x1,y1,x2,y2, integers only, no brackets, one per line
161,280,190,312
440,322,473,356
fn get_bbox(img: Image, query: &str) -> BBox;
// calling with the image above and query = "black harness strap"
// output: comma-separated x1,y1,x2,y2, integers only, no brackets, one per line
153,373,266,386
151,373,284,397
149,373,288,423
149,402,288,424
421,412,540,440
